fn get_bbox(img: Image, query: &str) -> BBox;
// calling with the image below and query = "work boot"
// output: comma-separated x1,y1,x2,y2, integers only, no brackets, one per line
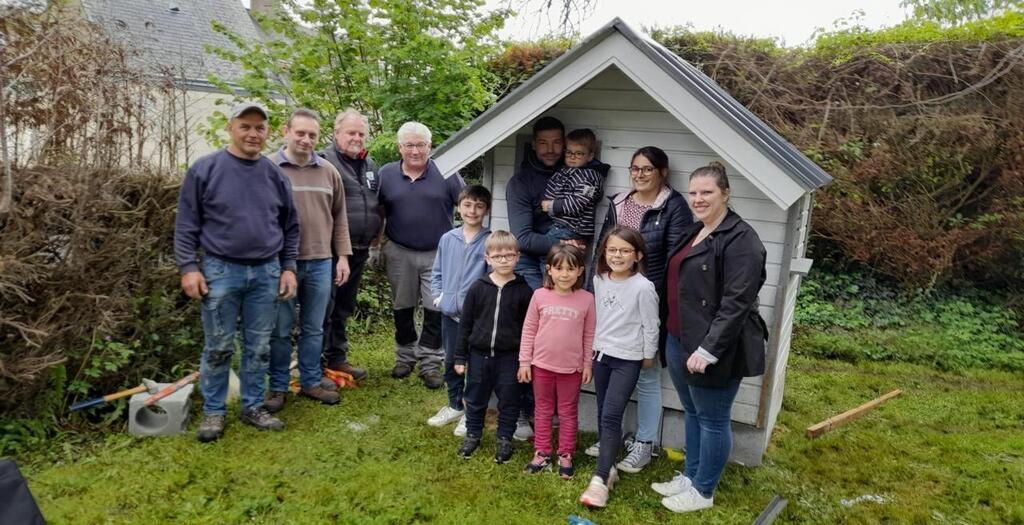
264,391,287,414
319,377,339,392
299,385,340,405
392,362,413,379
329,361,368,381
421,370,444,389
196,415,225,443
240,406,284,431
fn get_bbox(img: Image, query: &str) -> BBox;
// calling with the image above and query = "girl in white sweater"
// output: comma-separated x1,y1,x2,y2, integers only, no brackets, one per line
579,226,660,508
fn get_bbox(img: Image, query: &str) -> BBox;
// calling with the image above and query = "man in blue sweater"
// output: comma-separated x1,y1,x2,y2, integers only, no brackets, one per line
174,102,300,443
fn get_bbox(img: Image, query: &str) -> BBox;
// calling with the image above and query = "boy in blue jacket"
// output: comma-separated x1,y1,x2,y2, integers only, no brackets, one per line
427,185,492,436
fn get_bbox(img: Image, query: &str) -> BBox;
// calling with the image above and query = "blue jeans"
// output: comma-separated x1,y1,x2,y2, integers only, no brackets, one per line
441,315,464,410
269,258,332,390
634,364,663,443
515,254,545,290
199,256,280,415
665,333,741,498
593,353,642,482
546,225,586,243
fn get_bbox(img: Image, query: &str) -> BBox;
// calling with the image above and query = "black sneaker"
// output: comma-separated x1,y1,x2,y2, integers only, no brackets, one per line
240,406,284,431
391,363,413,379
421,370,443,389
196,414,225,443
264,391,287,414
524,451,552,473
458,437,480,459
494,437,514,464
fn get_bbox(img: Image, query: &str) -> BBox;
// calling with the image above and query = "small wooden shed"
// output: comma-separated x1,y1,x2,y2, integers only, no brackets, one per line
434,19,831,465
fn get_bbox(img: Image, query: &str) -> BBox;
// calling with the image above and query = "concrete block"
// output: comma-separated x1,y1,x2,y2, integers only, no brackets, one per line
128,383,194,436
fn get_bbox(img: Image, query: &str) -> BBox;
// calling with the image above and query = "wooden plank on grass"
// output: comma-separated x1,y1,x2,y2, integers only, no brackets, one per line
805,389,903,439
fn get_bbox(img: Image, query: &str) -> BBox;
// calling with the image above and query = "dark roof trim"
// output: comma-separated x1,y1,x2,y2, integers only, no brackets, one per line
435,17,831,191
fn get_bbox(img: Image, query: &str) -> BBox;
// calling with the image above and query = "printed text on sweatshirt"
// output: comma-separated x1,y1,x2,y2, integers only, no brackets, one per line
519,288,596,374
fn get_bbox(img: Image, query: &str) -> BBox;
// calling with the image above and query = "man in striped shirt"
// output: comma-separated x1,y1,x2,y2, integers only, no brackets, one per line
265,109,353,413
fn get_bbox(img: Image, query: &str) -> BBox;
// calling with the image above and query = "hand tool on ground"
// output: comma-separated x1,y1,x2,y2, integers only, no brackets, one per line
143,371,200,406
69,379,159,412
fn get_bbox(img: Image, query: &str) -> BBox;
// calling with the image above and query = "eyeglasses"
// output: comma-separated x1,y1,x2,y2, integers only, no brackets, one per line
565,150,589,158
605,248,635,256
488,253,518,262
629,166,658,176
400,142,430,150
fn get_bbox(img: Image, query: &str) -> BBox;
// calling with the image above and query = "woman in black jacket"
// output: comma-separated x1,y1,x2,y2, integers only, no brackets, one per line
653,162,767,514
589,146,691,473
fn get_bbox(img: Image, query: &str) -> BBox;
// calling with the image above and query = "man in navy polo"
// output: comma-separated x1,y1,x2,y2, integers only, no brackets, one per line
174,102,299,442
377,121,464,389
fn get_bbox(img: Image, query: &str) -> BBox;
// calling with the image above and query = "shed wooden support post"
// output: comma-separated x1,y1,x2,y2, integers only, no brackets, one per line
805,389,903,439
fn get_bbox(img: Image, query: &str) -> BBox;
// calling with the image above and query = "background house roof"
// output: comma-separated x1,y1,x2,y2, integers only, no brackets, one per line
80,0,265,90
435,18,831,192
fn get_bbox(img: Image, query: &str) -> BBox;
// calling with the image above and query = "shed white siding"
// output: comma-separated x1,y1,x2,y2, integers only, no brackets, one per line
482,66,787,427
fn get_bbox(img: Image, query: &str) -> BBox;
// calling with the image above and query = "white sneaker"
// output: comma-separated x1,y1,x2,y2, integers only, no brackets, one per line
661,486,714,513
513,418,534,441
453,415,467,437
651,471,693,497
584,442,600,458
427,405,464,427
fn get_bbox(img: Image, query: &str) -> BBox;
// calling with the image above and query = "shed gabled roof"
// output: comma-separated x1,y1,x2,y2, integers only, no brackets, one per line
80,0,265,90
434,18,831,207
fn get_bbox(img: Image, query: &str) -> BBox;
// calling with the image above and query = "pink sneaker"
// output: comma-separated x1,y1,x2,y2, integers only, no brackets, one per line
579,476,609,508
558,453,574,480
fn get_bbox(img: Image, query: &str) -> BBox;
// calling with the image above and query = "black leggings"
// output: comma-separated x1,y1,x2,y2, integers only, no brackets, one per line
593,353,642,482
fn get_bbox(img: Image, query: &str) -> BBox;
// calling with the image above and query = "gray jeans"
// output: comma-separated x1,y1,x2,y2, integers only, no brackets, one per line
383,240,443,374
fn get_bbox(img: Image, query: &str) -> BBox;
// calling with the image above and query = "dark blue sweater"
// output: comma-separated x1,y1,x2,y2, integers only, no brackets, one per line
377,159,464,251
174,149,300,274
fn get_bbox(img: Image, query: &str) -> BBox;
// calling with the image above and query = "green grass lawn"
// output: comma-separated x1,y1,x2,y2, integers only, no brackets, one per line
19,328,1024,524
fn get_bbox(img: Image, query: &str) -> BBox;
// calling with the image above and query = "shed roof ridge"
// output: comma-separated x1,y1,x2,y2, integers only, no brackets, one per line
434,17,831,191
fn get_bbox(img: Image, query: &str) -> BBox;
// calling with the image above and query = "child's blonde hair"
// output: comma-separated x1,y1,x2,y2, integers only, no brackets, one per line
485,230,518,254
543,244,586,290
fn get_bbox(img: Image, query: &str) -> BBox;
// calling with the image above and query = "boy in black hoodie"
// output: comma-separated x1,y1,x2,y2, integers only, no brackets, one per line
454,231,534,463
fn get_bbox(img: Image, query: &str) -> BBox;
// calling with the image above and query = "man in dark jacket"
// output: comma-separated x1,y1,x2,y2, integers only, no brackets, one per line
319,108,381,380
505,116,565,290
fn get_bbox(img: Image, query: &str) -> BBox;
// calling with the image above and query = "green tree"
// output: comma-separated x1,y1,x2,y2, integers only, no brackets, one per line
901,0,1023,24
205,0,508,161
